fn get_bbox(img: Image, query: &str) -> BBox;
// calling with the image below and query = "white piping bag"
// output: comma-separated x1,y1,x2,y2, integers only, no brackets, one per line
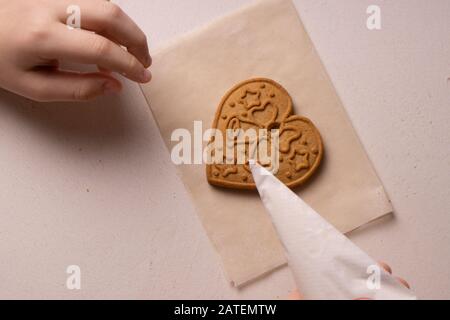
250,162,416,300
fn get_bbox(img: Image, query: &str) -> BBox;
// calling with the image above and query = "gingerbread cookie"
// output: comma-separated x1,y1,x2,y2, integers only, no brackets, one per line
206,78,323,190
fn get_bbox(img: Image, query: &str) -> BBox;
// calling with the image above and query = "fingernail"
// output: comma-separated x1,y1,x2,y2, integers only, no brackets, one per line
103,81,120,95
142,69,152,83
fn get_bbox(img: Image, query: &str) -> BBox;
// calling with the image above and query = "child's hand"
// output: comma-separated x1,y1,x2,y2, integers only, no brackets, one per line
0,0,151,102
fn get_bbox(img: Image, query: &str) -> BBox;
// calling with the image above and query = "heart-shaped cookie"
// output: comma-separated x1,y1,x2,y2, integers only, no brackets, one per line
206,78,323,190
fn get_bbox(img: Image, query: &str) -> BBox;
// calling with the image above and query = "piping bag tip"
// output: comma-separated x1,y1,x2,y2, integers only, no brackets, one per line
250,162,416,300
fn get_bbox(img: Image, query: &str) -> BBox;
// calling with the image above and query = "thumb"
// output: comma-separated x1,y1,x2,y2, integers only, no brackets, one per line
287,288,304,300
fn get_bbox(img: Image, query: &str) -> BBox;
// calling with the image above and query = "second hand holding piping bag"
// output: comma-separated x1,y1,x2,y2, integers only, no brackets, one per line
250,161,416,300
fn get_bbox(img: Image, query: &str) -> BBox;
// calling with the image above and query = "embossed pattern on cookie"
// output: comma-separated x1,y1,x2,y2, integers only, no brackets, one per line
206,78,324,190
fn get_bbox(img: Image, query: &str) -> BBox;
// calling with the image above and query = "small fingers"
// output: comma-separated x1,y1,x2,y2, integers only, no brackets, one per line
56,0,151,67
43,25,151,83
21,70,122,102
378,261,411,289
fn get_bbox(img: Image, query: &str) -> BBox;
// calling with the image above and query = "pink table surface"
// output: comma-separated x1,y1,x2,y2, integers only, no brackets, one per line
0,0,448,299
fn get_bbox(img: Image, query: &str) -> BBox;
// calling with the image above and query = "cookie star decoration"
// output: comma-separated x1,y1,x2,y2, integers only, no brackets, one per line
206,78,323,190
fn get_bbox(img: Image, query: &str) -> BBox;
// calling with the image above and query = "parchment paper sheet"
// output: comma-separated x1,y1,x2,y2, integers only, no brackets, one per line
141,0,393,286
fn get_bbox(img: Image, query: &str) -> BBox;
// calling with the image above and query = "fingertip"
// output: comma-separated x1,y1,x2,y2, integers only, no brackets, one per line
287,289,303,300
395,276,411,289
378,261,392,274
140,69,152,83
